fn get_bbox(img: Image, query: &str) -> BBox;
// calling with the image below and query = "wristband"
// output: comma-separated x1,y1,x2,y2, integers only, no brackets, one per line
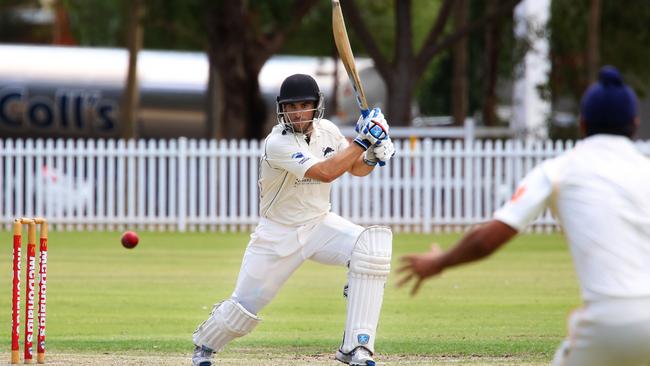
353,136,371,150
363,157,378,166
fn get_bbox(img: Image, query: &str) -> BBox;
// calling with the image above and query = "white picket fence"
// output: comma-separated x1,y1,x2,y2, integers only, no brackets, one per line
2,138,649,232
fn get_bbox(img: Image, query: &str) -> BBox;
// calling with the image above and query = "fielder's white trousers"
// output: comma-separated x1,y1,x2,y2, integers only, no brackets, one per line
231,212,364,314
551,296,650,366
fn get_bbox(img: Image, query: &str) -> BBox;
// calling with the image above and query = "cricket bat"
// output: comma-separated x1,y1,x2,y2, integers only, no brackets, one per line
332,0,370,118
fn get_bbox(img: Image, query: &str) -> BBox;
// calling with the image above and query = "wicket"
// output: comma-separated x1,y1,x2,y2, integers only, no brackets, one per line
12,218,48,364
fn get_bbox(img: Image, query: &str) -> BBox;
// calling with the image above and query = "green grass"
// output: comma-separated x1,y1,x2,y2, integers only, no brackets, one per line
0,230,580,362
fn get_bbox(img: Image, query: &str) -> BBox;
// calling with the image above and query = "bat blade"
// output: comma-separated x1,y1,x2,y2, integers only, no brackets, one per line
332,0,369,117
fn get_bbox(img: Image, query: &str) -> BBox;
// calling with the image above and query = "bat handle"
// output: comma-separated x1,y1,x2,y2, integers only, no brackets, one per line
361,108,370,118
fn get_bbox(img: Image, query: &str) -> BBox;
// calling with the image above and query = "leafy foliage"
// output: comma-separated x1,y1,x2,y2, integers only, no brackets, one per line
418,0,515,119
141,0,205,50
549,0,650,101
63,0,127,46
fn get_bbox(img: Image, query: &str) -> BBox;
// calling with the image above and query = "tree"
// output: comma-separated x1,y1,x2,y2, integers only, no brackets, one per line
550,0,650,104
63,0,322,139
63,0,127,46
481,0,506,127
121,0,145,139
341,0,522,126
62,0,523,135
52,0,75,45
451,0,468,126
202,1,319,139
586,0,601,83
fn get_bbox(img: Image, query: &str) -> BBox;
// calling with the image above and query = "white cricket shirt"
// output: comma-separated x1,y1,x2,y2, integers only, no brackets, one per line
259,119,348,226
494,135,650,301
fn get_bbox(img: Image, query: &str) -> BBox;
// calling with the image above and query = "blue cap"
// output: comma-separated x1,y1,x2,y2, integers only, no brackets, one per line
581,66,637,130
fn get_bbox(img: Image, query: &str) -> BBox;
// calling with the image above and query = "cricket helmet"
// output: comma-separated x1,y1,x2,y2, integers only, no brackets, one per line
276,74,325,132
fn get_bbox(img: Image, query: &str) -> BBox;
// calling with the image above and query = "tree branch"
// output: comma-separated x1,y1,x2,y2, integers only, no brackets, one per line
413,0,455,74
415,0,522,77
390,0,418,90
340,0,392,83
393,0,413,64
253,0,320,68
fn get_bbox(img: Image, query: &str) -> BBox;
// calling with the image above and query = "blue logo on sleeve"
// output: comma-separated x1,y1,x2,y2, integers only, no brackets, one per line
291,152,310,165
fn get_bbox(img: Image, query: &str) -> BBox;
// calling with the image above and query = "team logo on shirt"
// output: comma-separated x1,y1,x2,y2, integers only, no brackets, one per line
323,147,335,158
291,152,310,165
511,185,526,202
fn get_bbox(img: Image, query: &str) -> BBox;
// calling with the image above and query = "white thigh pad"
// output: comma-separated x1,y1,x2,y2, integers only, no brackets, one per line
193,299,261,353
341,226,392,354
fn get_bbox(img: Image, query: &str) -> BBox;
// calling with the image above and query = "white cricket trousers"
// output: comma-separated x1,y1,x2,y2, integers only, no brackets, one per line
551,296,650,366
231,212,364,314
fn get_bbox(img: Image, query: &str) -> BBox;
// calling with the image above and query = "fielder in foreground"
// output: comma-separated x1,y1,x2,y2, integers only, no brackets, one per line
192,74,396,366
398,66,650,366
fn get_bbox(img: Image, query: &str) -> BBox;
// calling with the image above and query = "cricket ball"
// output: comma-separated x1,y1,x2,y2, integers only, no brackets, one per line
121,231,139,249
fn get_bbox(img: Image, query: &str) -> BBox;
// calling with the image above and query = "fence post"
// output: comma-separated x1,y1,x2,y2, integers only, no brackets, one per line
464,117,475,146
423,138,433,233
178,137,187,232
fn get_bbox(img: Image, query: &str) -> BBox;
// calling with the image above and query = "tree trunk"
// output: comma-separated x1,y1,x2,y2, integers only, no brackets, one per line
52,0,75,45
388,0,415,126
205,2,265,140
121,0,145,140
204,1,317,139
482,0,503,127
586,0,601,82
386,74,416,127
345,0,521,127
205,64,222,139
451,0,468,127
207,47,266,140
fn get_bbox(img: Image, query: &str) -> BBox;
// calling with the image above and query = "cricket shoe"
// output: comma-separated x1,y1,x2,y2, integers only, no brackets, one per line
335,346,376,366
192,345,215,366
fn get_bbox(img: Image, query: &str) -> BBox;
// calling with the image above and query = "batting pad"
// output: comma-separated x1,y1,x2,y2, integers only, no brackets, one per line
193,299,261,353
341,226,392,354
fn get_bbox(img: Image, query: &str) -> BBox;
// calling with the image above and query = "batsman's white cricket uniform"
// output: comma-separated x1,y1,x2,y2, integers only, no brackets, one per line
193,119,392,356
494,135,650,366
236,119,359,312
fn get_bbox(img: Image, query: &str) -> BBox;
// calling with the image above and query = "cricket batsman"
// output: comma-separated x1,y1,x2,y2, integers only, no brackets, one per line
192,73,396,366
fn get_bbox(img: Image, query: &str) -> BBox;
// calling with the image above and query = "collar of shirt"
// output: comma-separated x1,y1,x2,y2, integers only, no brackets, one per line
580,134,636,152
297,120,321,144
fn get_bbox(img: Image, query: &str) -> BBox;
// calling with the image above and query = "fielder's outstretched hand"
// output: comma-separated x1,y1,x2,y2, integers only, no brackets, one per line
397,243,445,296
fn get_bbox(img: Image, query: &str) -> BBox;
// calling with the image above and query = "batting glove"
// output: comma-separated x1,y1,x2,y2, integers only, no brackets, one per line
373,137,396,166
353,108,389,150
363,146,379,166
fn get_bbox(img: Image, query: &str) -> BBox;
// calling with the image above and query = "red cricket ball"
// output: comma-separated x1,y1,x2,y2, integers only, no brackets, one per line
121,231,139,249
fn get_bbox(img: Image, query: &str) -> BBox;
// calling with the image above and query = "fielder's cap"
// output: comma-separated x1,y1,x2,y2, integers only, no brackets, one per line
277,74,320,104
581,66,638,129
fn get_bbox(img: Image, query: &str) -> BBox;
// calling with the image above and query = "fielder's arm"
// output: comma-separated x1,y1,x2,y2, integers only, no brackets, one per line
397,220,517,295
421,220,517,271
